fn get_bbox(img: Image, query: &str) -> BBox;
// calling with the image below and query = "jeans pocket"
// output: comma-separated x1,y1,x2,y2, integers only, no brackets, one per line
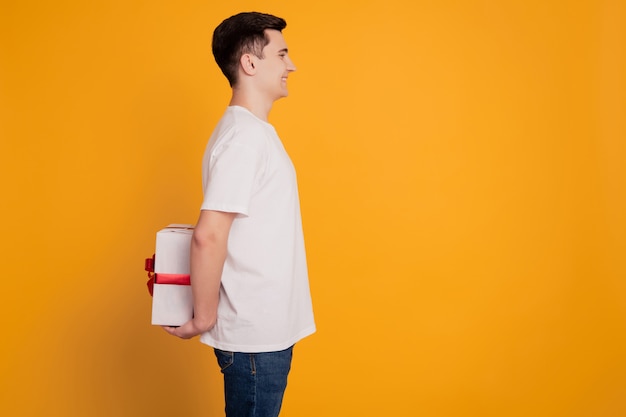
214,349,234,371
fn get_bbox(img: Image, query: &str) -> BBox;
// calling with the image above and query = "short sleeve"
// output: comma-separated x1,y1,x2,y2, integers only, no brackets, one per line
201,140,264,216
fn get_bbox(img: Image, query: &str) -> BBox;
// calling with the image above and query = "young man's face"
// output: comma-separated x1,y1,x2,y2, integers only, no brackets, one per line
254,29,296,101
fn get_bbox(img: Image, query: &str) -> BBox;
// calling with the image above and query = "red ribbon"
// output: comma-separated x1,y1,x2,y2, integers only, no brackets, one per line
145,255,155,296
145,255,191,296
156,273,191,285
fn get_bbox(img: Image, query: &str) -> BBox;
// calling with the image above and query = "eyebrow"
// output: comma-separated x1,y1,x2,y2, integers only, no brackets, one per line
278,48,289,54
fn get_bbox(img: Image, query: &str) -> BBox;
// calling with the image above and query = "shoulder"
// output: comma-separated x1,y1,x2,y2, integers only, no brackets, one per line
219,107,274,151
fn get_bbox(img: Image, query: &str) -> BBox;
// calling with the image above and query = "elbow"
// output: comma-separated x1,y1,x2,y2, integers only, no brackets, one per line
191,229,228,260
192,229,217,250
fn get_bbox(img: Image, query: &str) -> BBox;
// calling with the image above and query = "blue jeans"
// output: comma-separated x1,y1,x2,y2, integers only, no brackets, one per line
214,346,294,417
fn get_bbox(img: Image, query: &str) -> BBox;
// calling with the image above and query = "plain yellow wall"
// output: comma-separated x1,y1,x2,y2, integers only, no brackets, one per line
1,1,625,416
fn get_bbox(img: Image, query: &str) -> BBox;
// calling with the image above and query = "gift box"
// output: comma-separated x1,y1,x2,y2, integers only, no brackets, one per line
146,224,194,326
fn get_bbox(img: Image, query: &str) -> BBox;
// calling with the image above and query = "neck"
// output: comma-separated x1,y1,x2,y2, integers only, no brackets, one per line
229,87,273,122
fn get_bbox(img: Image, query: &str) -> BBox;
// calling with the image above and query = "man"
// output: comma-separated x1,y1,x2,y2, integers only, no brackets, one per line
163,11,316,417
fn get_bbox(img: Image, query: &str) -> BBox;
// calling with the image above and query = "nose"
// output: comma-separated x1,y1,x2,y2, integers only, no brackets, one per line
286,56,296,72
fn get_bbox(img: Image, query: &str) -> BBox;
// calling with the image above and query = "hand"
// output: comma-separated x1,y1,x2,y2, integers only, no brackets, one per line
162,324,194,339
162,317,215,339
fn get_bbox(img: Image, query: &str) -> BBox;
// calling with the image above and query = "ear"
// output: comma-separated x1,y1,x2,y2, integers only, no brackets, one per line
240,53,257,76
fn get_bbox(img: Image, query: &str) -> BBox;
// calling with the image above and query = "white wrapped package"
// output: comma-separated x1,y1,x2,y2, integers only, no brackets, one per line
151,224,194,326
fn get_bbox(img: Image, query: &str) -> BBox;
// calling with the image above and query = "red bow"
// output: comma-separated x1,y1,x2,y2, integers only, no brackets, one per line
145,255,155,296
145,255,191,296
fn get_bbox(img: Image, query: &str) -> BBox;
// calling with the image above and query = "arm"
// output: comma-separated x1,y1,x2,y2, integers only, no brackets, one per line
163,209,236,339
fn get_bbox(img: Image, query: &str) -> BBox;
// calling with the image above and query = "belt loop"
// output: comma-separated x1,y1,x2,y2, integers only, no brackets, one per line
249,354,256,375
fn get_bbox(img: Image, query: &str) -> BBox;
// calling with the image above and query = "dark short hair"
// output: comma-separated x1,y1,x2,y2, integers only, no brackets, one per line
212,12,287,87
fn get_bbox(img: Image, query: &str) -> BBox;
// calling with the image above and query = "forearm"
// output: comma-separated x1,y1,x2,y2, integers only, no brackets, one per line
188,233,226,332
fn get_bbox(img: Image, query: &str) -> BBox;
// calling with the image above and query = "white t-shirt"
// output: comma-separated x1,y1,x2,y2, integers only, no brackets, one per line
199,105,316,353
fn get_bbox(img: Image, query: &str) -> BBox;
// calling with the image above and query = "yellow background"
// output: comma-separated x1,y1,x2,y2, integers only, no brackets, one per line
1,1,625,416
